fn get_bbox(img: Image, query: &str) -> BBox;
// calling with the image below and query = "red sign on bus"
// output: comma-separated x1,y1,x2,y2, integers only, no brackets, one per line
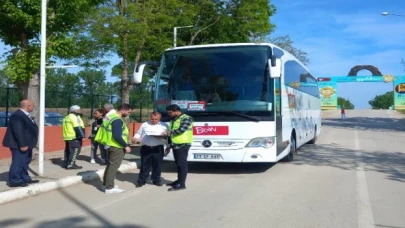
193,126,229,135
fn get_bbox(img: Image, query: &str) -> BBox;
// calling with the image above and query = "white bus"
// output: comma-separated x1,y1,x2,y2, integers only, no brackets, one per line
135,43,322,163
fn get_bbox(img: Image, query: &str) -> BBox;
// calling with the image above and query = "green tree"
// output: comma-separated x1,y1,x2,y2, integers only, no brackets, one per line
86,0,277,105
86,0,181,105
265,35,310,65
185,0,276,45
46,69,83,94
0,69,8,87
77,69,107,94
0,69,23,109
77,68,121,108
368,91,393,109
45,69,83,108
338,97,355,109
0,0,103,120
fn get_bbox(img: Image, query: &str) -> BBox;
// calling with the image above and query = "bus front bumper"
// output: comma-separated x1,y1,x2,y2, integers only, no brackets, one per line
163,146,278,163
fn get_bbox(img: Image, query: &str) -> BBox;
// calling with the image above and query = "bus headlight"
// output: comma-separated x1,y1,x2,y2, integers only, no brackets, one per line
245,137,275,149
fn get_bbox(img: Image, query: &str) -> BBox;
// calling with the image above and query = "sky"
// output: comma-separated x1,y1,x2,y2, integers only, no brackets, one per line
1,0,405,109
270,0,405,108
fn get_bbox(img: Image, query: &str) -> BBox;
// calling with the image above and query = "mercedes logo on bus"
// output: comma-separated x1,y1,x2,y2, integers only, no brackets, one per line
202,140,212,148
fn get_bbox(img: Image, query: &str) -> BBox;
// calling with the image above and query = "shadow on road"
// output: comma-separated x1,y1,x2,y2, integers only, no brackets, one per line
0,171,9,187
0,188,149,228
0,218,30,228
95,161,275,188
375,224,405,228
324,117,405,132
162,161,275,175
295,144,405,183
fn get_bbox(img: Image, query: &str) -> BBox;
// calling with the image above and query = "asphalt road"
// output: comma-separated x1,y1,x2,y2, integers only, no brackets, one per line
0,110,404,228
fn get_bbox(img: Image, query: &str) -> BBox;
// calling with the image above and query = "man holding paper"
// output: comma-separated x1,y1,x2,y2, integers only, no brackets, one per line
132,112,169,188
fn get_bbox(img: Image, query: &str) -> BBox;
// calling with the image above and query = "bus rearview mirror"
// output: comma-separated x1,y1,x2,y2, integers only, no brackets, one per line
269,58,281,78
134,61,160,84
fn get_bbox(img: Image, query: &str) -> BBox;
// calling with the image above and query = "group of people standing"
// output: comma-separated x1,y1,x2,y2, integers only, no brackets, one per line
61,103,116,169
133,104,193,192
62,103,133,193
3,100,193,194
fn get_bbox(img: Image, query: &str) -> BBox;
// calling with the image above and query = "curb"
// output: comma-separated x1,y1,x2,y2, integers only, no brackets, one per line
0,162,138,205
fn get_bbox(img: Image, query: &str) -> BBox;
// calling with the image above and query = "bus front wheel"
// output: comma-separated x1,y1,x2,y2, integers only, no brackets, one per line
282,135,296,162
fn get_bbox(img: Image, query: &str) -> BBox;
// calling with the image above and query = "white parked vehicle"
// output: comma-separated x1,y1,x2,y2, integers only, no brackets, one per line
135,43,322,163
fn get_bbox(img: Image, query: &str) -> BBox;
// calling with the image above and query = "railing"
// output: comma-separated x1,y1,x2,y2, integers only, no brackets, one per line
0,87,154,127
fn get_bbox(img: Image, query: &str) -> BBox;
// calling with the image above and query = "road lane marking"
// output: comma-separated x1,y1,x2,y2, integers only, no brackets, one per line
355,129,375,228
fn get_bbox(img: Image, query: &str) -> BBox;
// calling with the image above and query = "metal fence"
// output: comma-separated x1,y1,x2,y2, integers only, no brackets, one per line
0,87,153,127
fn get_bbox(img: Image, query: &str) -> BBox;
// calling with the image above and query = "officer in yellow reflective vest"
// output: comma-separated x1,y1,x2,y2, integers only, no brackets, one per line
163,104,194,191
93,103,116,160
102,103,132,194
62,105,85,169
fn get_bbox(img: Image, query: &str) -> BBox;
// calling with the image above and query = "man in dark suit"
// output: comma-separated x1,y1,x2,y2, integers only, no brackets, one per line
2,99,39,187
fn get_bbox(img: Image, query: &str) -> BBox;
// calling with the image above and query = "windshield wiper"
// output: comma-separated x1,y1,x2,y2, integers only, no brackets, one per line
192,111,261,122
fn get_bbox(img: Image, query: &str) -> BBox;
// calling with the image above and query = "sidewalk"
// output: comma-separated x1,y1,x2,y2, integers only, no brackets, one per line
0,145,141,204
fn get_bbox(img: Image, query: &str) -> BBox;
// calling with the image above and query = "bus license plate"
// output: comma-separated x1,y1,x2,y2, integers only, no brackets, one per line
194,154,221,159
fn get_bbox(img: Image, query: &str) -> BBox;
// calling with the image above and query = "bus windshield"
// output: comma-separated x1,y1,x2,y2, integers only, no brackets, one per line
154,45,274,121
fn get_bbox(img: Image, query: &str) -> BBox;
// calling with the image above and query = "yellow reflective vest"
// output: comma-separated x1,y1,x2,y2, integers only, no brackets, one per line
63,113,85,141
94,110,116,145
170,114,193,144
103,113,129,148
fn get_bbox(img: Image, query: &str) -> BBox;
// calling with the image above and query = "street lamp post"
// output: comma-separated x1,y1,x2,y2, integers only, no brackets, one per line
37,65,77,176
40,0,78,176
39,0,47,176
173,25,194,48
381,12,405,17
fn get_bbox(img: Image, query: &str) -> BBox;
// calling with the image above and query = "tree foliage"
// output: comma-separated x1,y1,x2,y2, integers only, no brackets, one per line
86,0,277,104
368,91,393,109
266,35,310,65
0,0,104,83
0,69,8,87
338,97,355,109
1,0,313,117
0,0,104,120
46,68,118,95
44,68,120,111
184,0,276,45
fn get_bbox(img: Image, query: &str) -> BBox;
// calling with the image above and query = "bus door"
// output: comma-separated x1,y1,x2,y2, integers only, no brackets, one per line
274,77,286,155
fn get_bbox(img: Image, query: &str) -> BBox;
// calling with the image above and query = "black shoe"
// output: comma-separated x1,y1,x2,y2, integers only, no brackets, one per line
166,181,178,187
73,164,83,169
66,165,82,170
153,181,163,187
26,180,40,184
8,182,29,188
135,183,145,188
168,184,186,191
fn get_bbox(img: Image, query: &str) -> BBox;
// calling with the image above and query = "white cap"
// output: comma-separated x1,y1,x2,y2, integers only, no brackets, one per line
69,105,81,112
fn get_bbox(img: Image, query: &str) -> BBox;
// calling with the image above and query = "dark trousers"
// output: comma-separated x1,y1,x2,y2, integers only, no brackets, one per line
64,140,82,168
173,145,191,187
103,147,125,189
9,148,33,184
137,145,164,184
90,138,108,162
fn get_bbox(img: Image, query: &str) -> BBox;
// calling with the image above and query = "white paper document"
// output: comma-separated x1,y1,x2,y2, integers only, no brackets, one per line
144,126,167,136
